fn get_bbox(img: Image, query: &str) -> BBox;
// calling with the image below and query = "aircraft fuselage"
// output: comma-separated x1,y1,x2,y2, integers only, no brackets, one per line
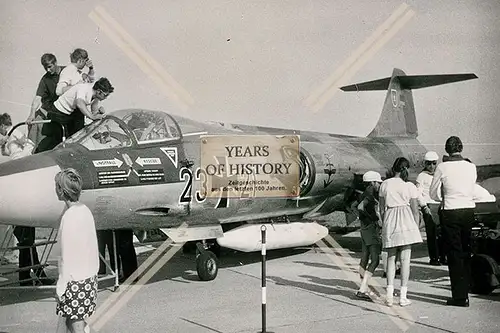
0,125,428,230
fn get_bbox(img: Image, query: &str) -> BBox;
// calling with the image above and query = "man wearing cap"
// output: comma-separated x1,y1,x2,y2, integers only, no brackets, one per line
416,151,446,266
355,171,383,300
429,136,477,307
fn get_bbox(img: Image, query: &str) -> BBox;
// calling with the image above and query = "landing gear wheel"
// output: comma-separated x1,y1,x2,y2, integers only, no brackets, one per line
470,254,499,295
196,251,218,281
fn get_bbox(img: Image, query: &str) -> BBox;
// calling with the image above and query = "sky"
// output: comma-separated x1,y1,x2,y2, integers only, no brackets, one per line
1,0,499,164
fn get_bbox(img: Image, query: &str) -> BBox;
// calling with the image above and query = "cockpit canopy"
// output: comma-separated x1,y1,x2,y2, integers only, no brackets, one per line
61,109,211,151
62,109,179,150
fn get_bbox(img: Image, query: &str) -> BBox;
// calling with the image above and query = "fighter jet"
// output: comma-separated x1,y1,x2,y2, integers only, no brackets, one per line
1,68,497,281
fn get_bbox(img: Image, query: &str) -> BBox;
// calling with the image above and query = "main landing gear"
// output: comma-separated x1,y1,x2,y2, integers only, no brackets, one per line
194,240,220,281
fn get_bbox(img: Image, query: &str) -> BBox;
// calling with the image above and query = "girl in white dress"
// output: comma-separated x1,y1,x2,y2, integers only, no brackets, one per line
379,157,422,306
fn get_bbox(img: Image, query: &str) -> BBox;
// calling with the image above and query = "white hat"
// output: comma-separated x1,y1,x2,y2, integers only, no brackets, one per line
363,171,382,182
424,151,439,161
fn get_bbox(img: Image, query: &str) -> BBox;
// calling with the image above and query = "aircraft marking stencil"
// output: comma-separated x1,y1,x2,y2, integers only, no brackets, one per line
92,158,123,168
323,154,337,188
132,168,166,184
121,153,133,167
391,88,399,107
92,156,129,186
161,147,178,168
97,169,131,186
135,157,161,167
178,166,207,205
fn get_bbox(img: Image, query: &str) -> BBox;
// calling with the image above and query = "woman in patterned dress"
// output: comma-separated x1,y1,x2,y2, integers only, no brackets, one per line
379,157,422,307
54,168,99,333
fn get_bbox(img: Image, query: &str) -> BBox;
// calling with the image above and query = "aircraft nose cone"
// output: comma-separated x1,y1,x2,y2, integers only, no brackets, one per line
0,157,64,228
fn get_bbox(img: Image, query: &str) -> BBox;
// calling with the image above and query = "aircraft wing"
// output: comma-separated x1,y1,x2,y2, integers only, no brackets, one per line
476,164,500,198
477,164,500,182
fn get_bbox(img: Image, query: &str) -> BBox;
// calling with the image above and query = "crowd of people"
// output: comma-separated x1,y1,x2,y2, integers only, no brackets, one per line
0,49,138,333
354,135,496,308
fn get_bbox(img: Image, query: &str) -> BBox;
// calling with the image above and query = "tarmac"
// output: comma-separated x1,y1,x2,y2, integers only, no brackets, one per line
0,231,499,333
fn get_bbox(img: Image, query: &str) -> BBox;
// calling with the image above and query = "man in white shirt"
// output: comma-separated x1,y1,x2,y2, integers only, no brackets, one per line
429,136,476,307
56,48,95,96
56,48,96,133
36,77,113,152
416,151,446,266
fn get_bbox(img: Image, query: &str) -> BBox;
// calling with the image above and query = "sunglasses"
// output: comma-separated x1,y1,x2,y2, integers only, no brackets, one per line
425,161,437,165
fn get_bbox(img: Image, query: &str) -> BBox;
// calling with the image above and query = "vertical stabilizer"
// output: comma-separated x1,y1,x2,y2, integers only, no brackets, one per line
369,68,416,137
340,68,478,138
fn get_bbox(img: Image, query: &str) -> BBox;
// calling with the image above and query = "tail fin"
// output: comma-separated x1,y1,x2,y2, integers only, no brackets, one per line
340,68,478,138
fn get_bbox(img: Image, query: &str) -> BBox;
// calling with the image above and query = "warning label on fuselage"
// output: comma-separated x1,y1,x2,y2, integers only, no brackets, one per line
136,168,165,183
97,170,130,186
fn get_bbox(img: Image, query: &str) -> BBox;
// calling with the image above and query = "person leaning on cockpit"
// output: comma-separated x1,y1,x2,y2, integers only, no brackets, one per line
36,77,113,153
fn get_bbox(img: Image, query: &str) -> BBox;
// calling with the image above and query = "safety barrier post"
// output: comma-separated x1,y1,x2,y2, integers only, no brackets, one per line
260,225,267,333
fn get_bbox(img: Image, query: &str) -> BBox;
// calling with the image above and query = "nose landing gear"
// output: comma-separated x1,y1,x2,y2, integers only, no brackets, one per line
195,240,220,281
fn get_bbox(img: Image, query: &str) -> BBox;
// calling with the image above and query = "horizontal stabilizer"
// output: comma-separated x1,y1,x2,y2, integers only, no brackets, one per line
340,68,478,138
340,74,478,91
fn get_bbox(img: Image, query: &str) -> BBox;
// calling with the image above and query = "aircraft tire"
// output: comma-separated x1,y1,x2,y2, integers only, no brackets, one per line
470,254,499,295
196,250,218,281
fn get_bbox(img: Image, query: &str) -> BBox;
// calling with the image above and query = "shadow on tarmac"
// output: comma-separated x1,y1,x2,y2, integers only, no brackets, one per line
0,243,310,306
0,287,57,306
2,232,499,306
143,247,311,284
429,284,500,302
266,275,458,333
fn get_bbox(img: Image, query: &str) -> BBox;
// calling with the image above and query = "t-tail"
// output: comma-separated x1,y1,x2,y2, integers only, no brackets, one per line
340,68,478,138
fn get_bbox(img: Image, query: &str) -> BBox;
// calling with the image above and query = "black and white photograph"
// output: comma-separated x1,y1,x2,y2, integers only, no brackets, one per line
1,0,499,332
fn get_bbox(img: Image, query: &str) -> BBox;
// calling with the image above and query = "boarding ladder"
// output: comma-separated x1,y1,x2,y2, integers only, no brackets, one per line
0,226,57,288
0,120,120,291
0,226,120,291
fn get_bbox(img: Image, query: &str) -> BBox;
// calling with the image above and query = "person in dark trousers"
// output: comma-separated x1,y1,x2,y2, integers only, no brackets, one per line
115,229,138,283
356,171,383,300
430,136,477,307
97,230,117,275
26,53,65,152
13,226,54,286
416,151,446,265
36,77,113,153
10,53,64,286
